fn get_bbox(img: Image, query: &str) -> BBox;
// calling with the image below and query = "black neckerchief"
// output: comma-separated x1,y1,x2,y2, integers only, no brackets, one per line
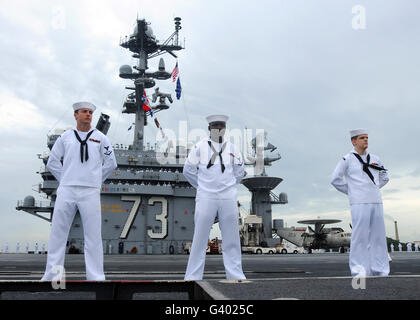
207,140,227,173
73,130,95,163
352,153,387,184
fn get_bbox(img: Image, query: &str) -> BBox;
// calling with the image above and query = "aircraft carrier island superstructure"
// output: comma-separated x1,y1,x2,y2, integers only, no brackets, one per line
16,17,288,255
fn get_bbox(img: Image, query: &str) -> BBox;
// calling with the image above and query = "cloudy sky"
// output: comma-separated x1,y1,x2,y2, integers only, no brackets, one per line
1,0,419,250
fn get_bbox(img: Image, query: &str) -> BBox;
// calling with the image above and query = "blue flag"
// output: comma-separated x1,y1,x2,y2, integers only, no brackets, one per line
175,77,182,100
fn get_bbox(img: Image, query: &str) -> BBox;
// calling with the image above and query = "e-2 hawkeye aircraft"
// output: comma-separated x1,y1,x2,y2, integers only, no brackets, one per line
276,219,351,253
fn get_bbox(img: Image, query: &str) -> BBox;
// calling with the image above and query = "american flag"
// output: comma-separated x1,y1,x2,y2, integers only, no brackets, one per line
141,90,151,111
171,62,179,82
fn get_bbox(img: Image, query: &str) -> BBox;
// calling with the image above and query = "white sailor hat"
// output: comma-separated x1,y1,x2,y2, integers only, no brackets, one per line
350,128,368,138
206,114,229,124
73,101,96,112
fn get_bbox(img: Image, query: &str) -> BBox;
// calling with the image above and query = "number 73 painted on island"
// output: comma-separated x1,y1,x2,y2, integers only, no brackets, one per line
119,196,168,239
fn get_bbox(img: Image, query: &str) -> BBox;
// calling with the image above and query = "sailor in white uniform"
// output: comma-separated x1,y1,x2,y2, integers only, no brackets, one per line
331,129,390,277
41,102,117,281
183,115,246,280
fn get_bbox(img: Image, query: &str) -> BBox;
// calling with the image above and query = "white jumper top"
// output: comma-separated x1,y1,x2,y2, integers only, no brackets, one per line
47,128,117,188
183,138,244,199
331,149,389,205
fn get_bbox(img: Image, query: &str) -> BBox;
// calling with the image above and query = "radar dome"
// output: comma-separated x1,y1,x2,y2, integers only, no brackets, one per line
23,196,35,207
145,26,156,40
279,193,288,204
132,24,156,41
119,65,132,75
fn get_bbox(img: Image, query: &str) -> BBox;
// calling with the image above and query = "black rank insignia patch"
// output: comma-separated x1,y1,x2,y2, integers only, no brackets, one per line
104,146,112,156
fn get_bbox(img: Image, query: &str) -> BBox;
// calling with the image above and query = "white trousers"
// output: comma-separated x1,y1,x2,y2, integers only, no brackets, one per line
41,186,105,281
350,203,389,277
184,197,246,280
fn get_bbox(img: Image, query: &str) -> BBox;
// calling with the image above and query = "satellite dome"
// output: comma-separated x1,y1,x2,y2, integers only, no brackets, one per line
132,24,156,41
279,193,288,204
23,196,35,207
119,65,132,75
145,26,156,40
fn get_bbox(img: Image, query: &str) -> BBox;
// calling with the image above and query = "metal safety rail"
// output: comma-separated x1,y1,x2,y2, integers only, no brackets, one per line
0,280,215,300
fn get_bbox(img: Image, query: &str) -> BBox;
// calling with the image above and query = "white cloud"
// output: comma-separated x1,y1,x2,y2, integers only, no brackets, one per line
0,92,49,131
